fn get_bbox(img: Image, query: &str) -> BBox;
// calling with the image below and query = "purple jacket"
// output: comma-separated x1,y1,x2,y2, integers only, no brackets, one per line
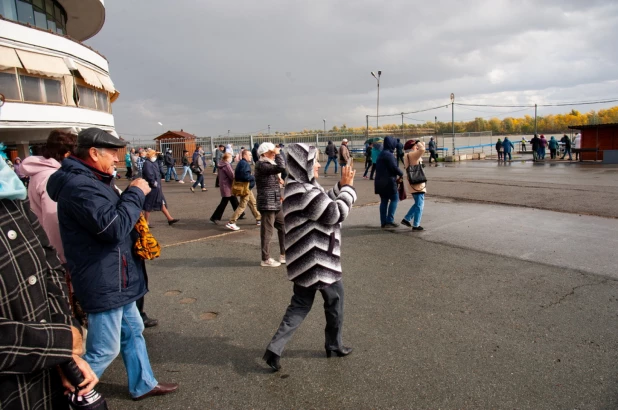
218,160,234,197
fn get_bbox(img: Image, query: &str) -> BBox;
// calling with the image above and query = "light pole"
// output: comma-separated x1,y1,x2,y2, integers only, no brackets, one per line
323,119,326,134
401,112,404,140
371,71,381,128
450,93,455,154
268,125,271,135
227,129,230,138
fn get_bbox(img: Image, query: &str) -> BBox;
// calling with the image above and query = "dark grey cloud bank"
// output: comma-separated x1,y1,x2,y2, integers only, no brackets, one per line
87,0,618,137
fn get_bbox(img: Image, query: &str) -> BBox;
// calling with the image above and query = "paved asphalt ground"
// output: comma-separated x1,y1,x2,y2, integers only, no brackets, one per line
98,159,618,409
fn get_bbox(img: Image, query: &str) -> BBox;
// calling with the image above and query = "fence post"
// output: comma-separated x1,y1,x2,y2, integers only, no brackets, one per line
250,135,254,149
210,136,214,160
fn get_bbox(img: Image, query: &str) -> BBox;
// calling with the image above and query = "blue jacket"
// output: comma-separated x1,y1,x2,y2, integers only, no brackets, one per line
234,158,255,189
502,138,514,153
374,136,403,196
47,157,147,313
548,137,559,150
371,142,383,163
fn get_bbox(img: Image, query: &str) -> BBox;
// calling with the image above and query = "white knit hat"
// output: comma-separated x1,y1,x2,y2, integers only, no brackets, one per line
257,142,276,156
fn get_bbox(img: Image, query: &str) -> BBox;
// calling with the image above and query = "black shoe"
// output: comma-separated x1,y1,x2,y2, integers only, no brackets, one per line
381,224,385,228
401,219,412,227
263,350,281,372
326,346,353,358
209,218,218,225
369,178,374,180
412,226,424,231
239,213,246,220
143,317,159,328
168,219,179,226
383,223,399,229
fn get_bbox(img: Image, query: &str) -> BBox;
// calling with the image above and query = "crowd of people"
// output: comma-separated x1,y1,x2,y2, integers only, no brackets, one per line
498,133,581,162
0,126,439,408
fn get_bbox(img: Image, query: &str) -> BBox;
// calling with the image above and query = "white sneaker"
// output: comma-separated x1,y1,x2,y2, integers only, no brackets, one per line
178,180,185,184
261,258,281,267
279,255,286,264
225,223,240,231
190,180,196,183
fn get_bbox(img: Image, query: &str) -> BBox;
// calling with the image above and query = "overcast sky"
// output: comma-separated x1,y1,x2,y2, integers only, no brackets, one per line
87,0,618,138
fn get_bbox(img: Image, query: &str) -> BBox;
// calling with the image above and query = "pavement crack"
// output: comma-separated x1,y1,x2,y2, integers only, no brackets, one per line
540,280,609,309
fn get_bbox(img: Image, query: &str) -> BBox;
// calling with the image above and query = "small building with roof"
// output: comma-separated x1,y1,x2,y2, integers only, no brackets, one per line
568,123,618,162
154,129,197,164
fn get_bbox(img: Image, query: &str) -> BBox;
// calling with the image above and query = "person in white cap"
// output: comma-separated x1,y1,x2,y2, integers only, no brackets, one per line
339,139,351,172
255,142,286,267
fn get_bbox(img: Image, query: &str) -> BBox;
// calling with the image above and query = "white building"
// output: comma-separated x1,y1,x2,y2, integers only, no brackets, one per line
0,0,117,158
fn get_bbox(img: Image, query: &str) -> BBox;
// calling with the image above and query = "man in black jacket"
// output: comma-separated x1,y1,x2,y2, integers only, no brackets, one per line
530,134,540,162
560,135,572,160
164,149,178,182
228,149,261,228
255,142,286,267
363,142,373,178
47,128,178,401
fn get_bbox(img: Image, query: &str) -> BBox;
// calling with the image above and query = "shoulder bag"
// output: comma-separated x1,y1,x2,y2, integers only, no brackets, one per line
406,153,427,186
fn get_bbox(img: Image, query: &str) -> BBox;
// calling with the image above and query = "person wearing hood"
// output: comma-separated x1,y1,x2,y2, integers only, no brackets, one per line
539,135,548,159
252,142,260,163
46,128,179,401
396,138,404,166
255,142,287,267
502,137,514,161
548,136,559,159
125,150,133,179
0,158,99,410
21,131,76,265
263,143,357,372
324,140,338,175
225,149,258,229
210,153,241,225
495,139,503,161
142,148,179,226
374,136,403,228
363,142,373,178
370,140,383,180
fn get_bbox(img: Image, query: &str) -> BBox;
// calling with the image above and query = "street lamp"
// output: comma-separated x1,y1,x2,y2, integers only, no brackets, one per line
323,119,326,134
371,71,381,128
450,93,455,154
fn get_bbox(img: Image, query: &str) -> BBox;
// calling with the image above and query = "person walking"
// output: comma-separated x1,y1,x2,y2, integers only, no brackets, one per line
339,139,352,173
396,138,404,167
178,149,194,183
363,142,373,178
125,149,133,179
142,148,179,226
375,136,403,228
324,140,338,175
210,153,240,225
401,140,426,230
47,128,178,401
495,138,504,161
226,149,260,229
263,143,357,372
502,137,514,161
530,134,540,162
255,142,286,267
427,137,437,163
190,151,206,192
548,136,559,159
539,135,548,159
136,148,146,177
0,161,99,409
574,133,581,161
212,145,224,174
370,140,382,180
560,134,573,160
164,148,179,182
130,147,139,179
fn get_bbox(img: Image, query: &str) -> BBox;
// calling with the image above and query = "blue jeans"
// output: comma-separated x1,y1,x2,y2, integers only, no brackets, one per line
539,147,546,159
404,193,425,227
165,166,178,181
561,148,572,160
324,157,338,174
379,192,399,226
84,302,157,398
180,165,193,181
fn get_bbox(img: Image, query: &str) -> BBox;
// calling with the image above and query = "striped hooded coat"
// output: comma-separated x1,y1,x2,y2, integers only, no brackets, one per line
283,143,357,289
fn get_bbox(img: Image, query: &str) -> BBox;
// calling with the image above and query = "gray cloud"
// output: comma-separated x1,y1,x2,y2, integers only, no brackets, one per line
86,0,618,137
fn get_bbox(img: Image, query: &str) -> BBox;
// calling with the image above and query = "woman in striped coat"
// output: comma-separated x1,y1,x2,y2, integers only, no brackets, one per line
263,143,357,371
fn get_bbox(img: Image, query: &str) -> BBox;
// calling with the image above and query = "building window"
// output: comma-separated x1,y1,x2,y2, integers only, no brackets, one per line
77,85,96,109
95,90,109,112
0,71,20,100
20,74,63,104
15,0,34,25
0,0,66,32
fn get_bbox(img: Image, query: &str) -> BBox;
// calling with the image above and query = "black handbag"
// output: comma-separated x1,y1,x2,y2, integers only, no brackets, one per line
406,163,427,186
190,161,201,175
